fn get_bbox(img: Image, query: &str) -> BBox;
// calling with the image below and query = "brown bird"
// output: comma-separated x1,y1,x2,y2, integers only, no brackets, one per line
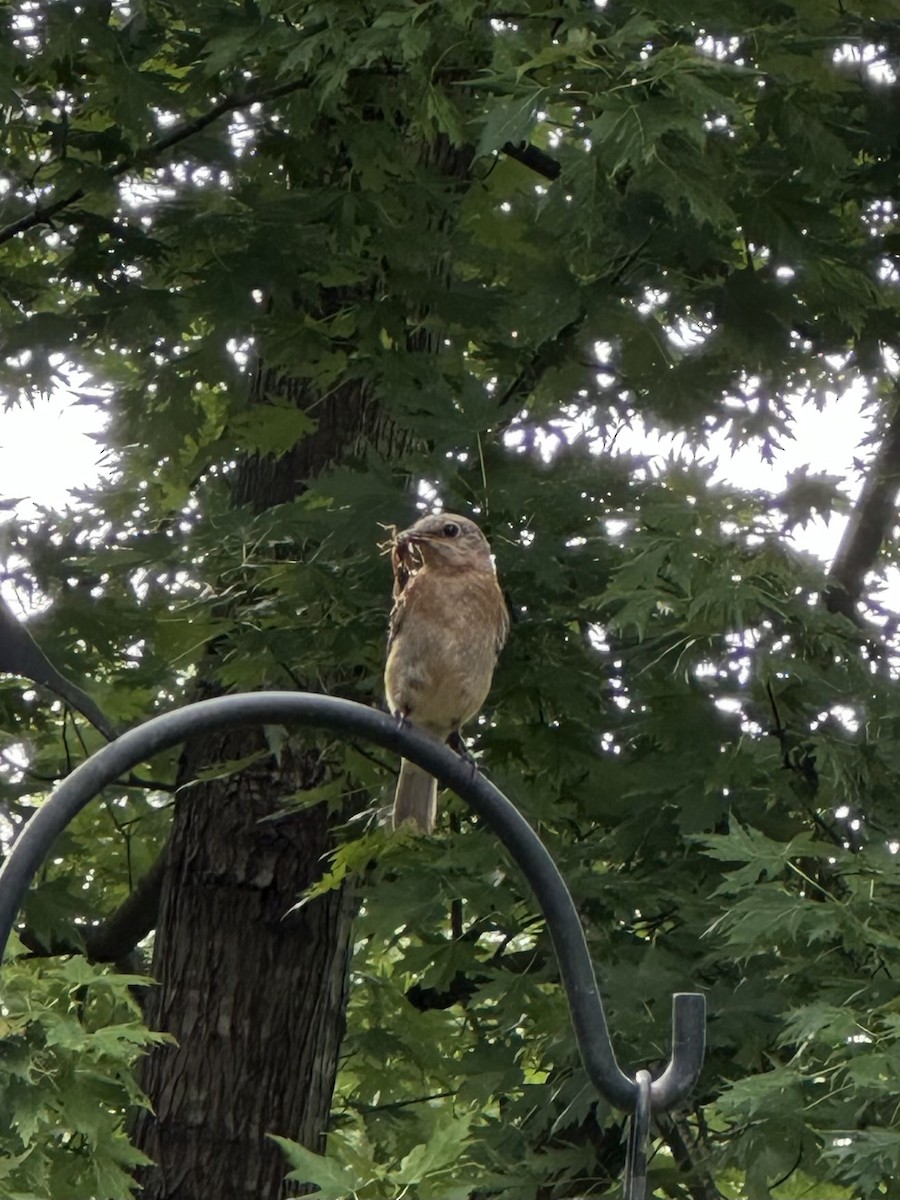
384,513,509,832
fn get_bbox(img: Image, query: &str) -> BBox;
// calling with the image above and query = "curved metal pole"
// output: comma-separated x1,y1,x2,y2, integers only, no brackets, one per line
0,692,705,1113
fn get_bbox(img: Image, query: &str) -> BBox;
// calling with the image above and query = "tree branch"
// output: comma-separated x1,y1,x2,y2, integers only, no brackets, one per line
18,844,167,967
83,844,168,963
0,594,119,740
0,68,566,249
0,749,174,795
825,391,900,622
493,237,649,420
656,1113,727,1200
0,77,311,248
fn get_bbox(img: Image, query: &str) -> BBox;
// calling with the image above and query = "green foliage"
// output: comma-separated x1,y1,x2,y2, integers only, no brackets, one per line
272,1107,481,1198
0,942,164,1198
1,0,899,1196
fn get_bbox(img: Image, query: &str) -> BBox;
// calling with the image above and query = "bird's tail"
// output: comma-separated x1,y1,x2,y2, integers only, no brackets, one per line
392,759,438,833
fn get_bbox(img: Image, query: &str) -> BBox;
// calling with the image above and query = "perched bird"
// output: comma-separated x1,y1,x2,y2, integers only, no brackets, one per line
384,513,509,832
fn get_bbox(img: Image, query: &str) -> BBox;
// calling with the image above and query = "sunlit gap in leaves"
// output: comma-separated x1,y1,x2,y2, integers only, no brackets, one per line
0,33,257,579
503,322,900,795
564,312,887,579
694,29,897,87
0,554,52,621
833,43,897,86
501,341,871,572
10,2,41,54
13,0,135,50
0,375,111,611
1,81,242,575
489,328,885,757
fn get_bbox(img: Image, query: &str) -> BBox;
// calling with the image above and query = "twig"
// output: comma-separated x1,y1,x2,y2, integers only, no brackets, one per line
0,77,311,247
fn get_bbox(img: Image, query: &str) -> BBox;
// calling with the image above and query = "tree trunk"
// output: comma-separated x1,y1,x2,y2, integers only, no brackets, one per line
132,731,354,1200
132,385,385,1200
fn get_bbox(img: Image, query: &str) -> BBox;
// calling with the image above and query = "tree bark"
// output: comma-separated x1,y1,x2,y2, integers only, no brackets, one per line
132,384,384,1200
132,728,355,1200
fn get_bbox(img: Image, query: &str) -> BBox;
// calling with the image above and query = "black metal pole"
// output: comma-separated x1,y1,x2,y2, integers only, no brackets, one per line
0,692,705,1114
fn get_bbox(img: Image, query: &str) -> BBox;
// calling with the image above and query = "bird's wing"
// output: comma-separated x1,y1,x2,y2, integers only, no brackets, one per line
387,588,406,652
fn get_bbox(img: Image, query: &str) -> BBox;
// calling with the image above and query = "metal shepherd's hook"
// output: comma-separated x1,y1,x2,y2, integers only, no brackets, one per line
0,693,706,1199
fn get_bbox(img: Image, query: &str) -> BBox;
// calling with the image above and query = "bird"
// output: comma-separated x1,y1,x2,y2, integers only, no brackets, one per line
384,513,509,833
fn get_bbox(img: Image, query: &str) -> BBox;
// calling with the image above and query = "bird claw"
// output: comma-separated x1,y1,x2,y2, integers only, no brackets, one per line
447,730,480,777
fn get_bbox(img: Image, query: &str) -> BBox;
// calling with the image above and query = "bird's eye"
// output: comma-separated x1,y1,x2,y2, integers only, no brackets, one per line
442,522,460,538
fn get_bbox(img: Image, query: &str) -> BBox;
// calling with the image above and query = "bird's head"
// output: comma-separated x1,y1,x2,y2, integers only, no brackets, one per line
397,513,494,571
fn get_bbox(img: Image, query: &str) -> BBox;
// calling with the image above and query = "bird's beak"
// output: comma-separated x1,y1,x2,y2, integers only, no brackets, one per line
398,529,432,546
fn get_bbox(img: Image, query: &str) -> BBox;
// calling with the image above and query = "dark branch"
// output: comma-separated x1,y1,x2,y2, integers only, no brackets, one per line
142,77,309,161
18,844,167,966
406,946,549,1010
83,844,167,962
0,73,563,248
0,594,119,740
656,1113,727,1200
343,1090,456,1114
497,316,585,410
493,238,649,419
0,751,174,795
825,392,900,622
0,77,311,247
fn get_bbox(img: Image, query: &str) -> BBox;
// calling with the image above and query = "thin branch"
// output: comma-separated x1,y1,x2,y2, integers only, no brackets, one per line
493,237,649,419
0,77,311,247
0,752,174,794
764,681,848,850
825,390,900,623
141,77,309,160
769,1143,804,1190
0,63,568,248
656,1113,727,1200
343,1090,456,1114
83,844,168,962
496,315,584,409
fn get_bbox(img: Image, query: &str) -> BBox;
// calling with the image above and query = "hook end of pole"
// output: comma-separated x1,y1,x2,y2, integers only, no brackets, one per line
648,991,706,1112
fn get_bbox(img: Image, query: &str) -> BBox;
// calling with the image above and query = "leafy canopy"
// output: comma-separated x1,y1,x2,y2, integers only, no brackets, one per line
1,0,899,1196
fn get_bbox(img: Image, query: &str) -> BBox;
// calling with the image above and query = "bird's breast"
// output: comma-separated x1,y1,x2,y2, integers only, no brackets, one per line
385,565,505,735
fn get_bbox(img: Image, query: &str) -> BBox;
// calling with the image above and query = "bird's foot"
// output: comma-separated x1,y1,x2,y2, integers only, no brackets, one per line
392,707,413,731
447,730,480,777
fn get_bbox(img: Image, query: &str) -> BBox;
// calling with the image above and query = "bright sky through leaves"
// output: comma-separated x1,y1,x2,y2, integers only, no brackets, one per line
0,394,106,515
1,384,869,566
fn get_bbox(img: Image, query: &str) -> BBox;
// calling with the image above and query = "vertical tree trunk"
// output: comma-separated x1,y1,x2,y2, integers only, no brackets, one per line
132,385,387,1200
133,731,355,1200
